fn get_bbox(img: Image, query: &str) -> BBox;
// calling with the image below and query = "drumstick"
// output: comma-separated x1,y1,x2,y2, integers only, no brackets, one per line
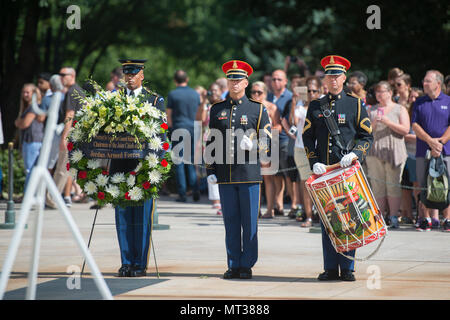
325,157,358,171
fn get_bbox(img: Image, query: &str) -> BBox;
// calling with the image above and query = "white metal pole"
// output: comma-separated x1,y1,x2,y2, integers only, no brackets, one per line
26,170,47,300
42,171,113,300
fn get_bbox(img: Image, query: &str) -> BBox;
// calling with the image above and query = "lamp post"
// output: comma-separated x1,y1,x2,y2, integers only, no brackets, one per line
0,142,16,229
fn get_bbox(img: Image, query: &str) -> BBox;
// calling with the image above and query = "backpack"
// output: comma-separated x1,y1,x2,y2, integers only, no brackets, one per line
420,155,450,210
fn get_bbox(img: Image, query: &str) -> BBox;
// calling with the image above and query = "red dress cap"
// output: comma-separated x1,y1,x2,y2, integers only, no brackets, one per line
320,55,351,75
222,60,253,79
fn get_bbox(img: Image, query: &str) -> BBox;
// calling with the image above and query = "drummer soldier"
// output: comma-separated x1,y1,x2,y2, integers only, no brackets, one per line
205,60,272,280
111,58,166,277
302,55,373,281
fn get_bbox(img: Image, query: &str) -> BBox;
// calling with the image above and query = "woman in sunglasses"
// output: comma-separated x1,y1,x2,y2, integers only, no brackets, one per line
291,76,322,227
250,81,282,218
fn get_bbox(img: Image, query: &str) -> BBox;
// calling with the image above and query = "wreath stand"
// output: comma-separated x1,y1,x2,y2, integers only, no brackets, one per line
80,206,160,278
0,92,112,300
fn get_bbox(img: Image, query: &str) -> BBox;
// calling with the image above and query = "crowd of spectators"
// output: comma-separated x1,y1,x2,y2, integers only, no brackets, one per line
5,58,450,231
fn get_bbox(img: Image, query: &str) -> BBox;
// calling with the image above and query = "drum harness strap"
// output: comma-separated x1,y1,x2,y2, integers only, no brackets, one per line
319,100,354,157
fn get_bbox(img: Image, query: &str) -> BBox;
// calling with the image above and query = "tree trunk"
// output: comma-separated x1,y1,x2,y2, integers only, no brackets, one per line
0,1,23,148
3,1,41,144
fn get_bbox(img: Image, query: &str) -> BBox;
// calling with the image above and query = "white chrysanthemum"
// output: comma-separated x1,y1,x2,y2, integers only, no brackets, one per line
147,107,161,119
149,136,162,151
84,181,97,195
95,174,109,187
126,174,135,187
70,128,83,142
111,173,125,183
146,153,159,168
148,170,162,184
87,159,101,169
106,184,120,199
70,149,83,163
146,121,159,136
134,162,142,172
128,186,143,201
68,168,78,179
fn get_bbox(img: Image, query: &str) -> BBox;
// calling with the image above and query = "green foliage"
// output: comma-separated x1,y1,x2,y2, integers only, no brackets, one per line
2,0,449,145
0,149,26,196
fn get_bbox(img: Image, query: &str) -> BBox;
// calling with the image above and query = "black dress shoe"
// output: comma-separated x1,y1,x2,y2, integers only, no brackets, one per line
176,196,187,202
130,267,147,277
239,268,252,279
193,191,200,202
117,265,132,277
340,270,356,281
317,269,339,281
223,268,240,279
274,208,284,216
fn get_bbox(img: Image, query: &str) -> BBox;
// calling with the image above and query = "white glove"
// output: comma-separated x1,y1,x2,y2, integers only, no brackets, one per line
207,174,218,184
340,152,357,168
240,135,253,151
313,163,327,175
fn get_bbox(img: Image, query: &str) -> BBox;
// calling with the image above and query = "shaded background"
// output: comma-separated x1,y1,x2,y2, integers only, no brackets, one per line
1,0,449,144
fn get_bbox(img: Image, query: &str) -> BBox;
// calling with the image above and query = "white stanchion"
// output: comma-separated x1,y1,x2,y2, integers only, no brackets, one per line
0,91,113,300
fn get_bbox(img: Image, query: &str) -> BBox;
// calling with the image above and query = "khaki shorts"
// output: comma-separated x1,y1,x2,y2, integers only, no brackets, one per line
366,156,405,198
294,147,313,181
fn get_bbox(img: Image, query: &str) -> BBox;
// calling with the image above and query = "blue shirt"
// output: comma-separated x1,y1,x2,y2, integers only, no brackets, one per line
411,92,450,157
267,88,293,144
167,86,200,129
40,92,66,124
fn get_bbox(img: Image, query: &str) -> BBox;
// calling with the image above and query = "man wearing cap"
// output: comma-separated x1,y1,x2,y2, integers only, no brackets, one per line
205,60,272,280
111,59,166,277
302,55,373,281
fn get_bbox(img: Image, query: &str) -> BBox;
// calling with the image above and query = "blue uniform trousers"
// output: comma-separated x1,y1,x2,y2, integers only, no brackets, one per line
115,199,155,269
218,183,260,269
320,222,355,272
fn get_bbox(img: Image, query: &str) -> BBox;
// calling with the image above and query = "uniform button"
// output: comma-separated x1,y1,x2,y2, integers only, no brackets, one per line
239,100,242,104
329,143,332,146
232,120,235,122
329,150,332,153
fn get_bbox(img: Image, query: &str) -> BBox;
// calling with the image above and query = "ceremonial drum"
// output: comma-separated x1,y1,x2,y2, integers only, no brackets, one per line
306,160,387,255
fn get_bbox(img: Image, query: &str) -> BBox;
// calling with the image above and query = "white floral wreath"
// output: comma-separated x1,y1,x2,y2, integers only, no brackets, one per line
67,85,171,207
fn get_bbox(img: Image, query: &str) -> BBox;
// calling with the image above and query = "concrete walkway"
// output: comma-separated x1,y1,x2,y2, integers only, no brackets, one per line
0,195,449,300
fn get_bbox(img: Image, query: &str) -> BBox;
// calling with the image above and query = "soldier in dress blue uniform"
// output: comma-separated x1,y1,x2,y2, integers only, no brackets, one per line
302,55,373,281
110,59,166,277
205,60,272,280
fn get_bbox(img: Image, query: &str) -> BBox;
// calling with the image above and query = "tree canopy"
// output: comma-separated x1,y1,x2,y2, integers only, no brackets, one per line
1,0,449,143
